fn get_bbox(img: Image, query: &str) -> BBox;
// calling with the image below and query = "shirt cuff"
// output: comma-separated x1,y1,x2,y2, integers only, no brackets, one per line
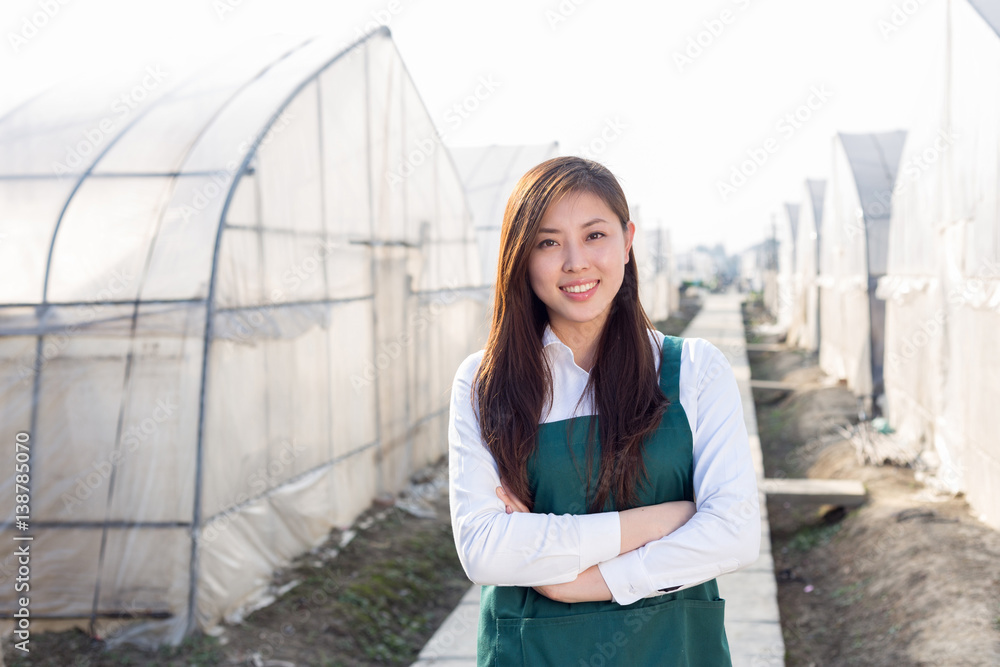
597,551,653,606
577,511,621,571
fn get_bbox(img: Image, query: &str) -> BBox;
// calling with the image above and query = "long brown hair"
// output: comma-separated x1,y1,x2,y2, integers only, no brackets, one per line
474,156,669,513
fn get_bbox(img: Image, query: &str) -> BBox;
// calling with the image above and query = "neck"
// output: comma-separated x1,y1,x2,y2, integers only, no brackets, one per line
549,315,608,373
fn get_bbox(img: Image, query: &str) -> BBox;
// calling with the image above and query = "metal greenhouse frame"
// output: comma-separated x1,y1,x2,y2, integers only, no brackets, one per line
0,28,486,646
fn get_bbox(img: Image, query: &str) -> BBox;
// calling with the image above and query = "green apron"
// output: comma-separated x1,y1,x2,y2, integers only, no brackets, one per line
477,335,732,666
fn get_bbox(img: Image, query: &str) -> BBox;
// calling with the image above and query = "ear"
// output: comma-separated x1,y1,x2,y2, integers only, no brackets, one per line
623,220,636,263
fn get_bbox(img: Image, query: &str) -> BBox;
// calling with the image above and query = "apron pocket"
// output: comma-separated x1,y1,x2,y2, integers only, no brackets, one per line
495,597,730,667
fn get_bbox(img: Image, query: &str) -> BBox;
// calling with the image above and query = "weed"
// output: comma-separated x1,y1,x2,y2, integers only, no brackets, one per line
830,578,868,607
787,521,842,552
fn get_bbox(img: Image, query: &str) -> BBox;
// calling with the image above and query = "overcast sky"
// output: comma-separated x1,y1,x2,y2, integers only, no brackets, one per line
0,0,946,254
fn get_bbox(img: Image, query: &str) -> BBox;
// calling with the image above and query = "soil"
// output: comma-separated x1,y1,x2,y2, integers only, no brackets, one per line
655,291,703,337
745,303,1000,666
1,463,469,666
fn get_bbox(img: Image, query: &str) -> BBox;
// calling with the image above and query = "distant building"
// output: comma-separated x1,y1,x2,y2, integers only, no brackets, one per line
676,247,720,286
787,180,826,352
739,238,776,296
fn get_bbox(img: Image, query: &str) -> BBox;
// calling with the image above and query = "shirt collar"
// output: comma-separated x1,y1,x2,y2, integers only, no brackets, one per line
542,323,595,377
541,322,563,349
542,323,582,364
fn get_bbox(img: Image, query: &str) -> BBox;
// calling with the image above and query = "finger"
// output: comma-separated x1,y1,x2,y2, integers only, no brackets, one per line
495,487,513,514
497,484,515,504
508,493,529,513
509,497,529,514
499,481,523,506
498,481,530,513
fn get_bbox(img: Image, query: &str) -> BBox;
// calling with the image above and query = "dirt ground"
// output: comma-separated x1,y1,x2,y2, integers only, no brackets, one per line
1,464,468,666
746,308,1000,666
656,291,703,336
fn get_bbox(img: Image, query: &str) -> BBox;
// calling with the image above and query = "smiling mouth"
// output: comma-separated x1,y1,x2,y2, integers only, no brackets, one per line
560,280,599,294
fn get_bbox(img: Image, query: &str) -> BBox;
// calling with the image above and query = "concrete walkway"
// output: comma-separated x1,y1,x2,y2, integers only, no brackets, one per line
413,293,784,666
686,294,785,666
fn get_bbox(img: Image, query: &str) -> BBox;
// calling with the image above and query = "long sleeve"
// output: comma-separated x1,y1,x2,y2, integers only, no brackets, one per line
597,338,761,605
448,351,622,587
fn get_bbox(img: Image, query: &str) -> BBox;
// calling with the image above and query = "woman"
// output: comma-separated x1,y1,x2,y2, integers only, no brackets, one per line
448,156,760,666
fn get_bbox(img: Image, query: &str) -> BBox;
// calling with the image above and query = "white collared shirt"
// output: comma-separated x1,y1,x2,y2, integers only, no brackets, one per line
448,323,761,605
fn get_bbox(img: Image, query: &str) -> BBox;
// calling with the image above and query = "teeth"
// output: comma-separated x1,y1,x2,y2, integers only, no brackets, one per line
561,281,598,294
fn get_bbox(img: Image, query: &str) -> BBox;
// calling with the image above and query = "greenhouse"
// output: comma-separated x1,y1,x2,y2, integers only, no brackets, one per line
450,142,559,287
880,0,1000,529
740,241,770,294
634,225,678,324
0,28,485,646
773,202,800,333
817,130,906,408
787,179,826,351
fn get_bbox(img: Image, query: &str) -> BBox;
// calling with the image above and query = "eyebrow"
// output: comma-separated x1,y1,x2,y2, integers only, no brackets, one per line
537,218,609,234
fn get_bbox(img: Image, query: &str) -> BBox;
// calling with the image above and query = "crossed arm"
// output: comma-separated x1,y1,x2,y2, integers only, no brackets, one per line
448,340,761,606
495,483,696,603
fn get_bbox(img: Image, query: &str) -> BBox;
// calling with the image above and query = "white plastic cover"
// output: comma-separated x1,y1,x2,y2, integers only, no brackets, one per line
788,180,826,351
775,203,800,332
880,0,1000,529
450,143,560,286
635,226,678,323
740,242,769,293
0,28,487,646
818,130,906,399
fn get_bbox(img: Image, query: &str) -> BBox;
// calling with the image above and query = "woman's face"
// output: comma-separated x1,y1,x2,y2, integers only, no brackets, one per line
527,189,635,337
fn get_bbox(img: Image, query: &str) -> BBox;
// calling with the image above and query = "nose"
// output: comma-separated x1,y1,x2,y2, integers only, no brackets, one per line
562,239,590,273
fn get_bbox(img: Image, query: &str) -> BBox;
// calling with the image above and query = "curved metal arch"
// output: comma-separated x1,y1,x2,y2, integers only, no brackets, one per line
85,39,319,637
186,26,390,635
15,36,312,636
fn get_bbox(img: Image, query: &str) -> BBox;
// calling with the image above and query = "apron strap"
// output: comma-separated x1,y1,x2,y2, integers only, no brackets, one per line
658,335,683,404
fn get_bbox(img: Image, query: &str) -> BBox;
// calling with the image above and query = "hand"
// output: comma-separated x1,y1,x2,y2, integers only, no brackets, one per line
496,481,530,514
533,565,612,603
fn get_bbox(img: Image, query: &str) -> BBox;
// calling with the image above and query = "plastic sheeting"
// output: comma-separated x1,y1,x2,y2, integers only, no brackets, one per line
0,28,487,646
880,0,1000,529
788,180,826,351
818,130,906,401
450,143,559,287
740,241,773,294
775,203,800,332
635,225,678,323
